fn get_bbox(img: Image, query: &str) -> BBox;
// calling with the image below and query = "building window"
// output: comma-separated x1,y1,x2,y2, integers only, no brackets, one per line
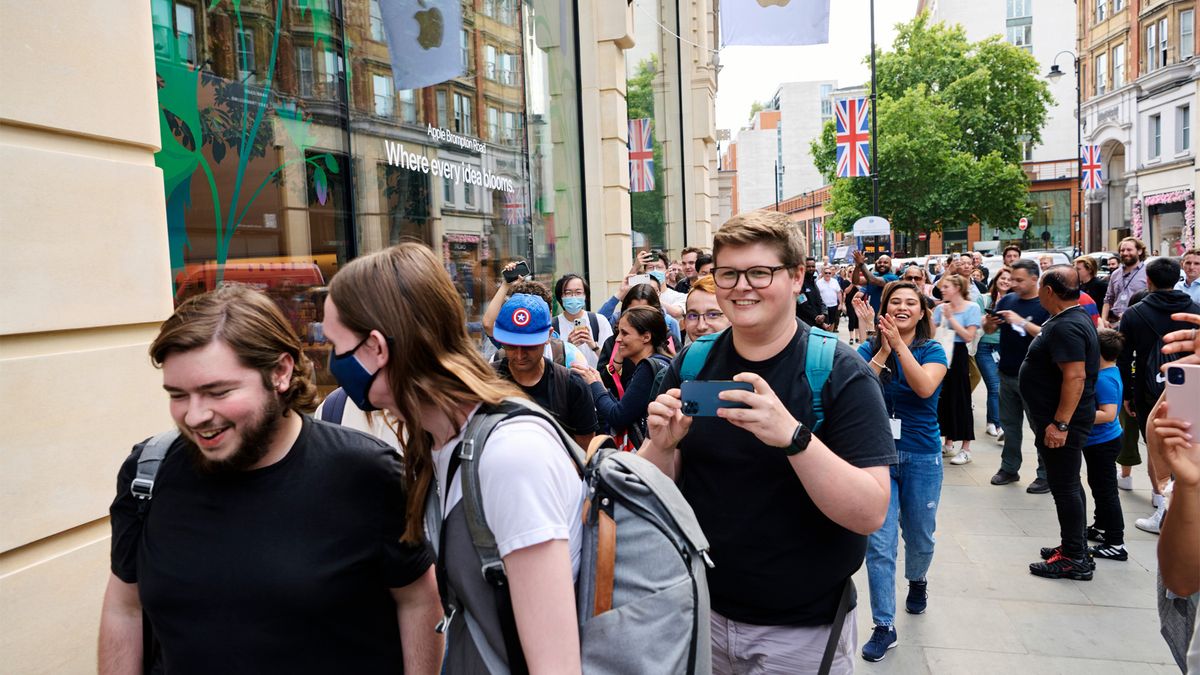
1007,24,1032,52
322,49,343,97
296,46,314,96
398,89,417,123
176,3,197,64
1178,104,1191,152
443,175,454,205
369,0,385,41
461,30,470,72
373,74,394,116
503,111,519,143
152,0,199,65
1095,53,1107,95
453,92,473,135
488,106,500,139
1150,113,1162,159
1159,17,1169,67
1007,0,1031,19
1182,10,1194,60
485,45,497,80
464,181,475,208
1112,44,1125,88
436,90,448,128
237,28,256,82
1114,0,1123,9
1096,0,1106,24
1147,22,1158,71
819,84,833,119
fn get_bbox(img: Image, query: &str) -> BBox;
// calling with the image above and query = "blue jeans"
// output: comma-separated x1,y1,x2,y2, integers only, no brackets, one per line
866,451,944,627
975,342,1001,427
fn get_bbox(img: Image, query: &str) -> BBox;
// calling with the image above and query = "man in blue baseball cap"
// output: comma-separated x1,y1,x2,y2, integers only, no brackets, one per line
493,294,597,446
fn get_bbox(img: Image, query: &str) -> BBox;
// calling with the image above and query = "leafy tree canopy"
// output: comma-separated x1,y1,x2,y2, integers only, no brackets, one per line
812,13,1051,235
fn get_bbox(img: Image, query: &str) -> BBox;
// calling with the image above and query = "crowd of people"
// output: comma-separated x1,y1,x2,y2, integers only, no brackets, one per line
98,211,1200,674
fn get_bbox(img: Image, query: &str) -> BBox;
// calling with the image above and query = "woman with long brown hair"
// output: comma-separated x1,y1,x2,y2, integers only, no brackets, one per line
322,243,583,673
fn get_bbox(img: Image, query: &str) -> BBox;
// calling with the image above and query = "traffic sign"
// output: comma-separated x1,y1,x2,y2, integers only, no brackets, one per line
1018,217,1029,231
918,232,927,241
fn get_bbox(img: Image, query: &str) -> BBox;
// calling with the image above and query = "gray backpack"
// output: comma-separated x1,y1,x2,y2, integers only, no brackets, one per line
432,397,713,674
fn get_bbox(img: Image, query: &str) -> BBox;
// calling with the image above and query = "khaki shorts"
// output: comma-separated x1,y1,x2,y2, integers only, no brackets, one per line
711,608,857,675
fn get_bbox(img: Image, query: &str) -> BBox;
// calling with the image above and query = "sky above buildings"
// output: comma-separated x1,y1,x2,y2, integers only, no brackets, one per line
715,0,921,135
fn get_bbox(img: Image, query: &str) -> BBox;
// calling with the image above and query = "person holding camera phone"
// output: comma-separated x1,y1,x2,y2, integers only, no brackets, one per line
640,211,895,673
553,273,612,367
853,280,948,662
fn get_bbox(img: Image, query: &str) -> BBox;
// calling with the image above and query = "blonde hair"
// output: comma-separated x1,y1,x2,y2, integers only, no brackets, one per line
150,284,318,413
938,273,971,298
328,243,523,543
712,210,803,269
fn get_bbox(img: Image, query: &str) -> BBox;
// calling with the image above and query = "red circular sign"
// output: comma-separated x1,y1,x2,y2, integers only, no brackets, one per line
918,232,928,241
1019,217,1029,231
511,308,532,327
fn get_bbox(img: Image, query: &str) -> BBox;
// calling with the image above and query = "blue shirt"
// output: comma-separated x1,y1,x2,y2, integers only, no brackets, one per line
858,339,948,454
1177,277,1200,304
864,273,899,313
932,303,982,343
1086,366,1124,445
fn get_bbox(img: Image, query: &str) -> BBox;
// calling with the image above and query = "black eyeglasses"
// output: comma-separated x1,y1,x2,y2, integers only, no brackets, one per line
685,310,725,322
711,265,791,289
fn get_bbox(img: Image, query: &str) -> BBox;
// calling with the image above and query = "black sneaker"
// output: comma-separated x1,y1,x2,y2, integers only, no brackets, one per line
1088,543,1128,561
990,470,1020,485
905,579,928,614
1030,551,1094,580
861,625,898,662
1026,477,1051,494
1086,524,1107,543
1039,545,1096,570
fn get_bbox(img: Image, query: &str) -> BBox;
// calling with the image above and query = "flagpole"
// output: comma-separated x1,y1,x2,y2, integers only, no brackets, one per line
869,0,881,255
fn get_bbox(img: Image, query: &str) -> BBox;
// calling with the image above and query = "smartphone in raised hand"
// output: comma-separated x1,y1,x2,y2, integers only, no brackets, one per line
1164,364,1200,430
503,260,530,283
680,380,753,417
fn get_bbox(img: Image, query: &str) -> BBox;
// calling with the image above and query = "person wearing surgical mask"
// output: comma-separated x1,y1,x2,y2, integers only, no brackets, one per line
641,249,687,320
552,273,613,367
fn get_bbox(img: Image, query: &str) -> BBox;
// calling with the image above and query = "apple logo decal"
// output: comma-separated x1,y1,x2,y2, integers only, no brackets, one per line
756,0,791,6
415,0,444,50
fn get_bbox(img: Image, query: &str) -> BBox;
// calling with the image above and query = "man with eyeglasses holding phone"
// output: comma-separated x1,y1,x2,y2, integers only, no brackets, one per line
642,210,894,673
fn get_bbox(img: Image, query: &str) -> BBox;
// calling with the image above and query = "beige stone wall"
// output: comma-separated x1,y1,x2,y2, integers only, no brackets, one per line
0,2,173,672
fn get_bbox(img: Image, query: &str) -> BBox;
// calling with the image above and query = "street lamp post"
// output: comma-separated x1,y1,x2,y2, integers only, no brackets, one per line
1047,52,1083,253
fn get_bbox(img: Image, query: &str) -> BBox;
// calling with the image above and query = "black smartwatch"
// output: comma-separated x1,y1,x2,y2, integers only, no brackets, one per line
785,421,812,456
1052,420,1070,432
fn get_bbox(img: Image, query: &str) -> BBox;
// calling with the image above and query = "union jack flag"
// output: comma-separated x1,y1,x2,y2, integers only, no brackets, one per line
502,187,525,226
835,98,871,178
1081,145,1104,191
628,118,656,193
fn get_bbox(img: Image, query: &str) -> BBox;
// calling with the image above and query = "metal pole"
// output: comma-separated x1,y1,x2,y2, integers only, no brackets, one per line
869,0,881,253
1075,56,1084,253
775,160,780,211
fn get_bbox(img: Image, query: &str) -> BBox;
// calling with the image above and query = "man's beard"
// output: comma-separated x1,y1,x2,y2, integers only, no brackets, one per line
1122,253,1138,266
184,393,286,475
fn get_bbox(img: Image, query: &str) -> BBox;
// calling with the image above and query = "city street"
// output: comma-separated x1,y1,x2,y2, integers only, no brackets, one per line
851,373,1179,673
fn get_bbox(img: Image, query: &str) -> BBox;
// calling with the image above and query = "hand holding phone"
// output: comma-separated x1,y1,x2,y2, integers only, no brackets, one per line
503,260,530,283
627,274,653,288
680,380,754,417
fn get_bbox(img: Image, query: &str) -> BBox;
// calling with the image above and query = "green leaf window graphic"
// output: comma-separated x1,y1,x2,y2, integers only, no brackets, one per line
154,0,341,292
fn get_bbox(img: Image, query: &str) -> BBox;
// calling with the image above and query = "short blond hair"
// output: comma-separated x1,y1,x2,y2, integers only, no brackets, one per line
713,210,803,269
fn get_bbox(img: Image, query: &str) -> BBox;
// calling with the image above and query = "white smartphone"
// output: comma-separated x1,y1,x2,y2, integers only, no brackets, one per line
1164,364,1200,430
628,274,653,287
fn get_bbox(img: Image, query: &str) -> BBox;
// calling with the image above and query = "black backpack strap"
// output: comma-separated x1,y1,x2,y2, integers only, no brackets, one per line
319,388,348,424
131,430,181,501
544,361,573,432
818,578,855,675
588,311,600,341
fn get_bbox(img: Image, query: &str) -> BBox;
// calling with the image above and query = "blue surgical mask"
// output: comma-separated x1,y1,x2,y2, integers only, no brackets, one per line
562,297,587,314
328,336,383,412
648,270,666,285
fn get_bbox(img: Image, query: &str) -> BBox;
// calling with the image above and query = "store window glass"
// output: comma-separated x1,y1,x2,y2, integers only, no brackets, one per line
153,0,586,376
626,1,686,260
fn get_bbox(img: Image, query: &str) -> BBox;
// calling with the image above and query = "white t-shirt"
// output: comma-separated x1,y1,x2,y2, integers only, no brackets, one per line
433,409,586,576
555,312,614,368
313,395,402,451
816,277,843,307
660,288,687,314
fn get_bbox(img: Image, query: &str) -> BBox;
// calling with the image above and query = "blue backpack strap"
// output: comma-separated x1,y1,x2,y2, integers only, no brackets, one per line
679,330,724,382
806,328,839,432
319,388,348,424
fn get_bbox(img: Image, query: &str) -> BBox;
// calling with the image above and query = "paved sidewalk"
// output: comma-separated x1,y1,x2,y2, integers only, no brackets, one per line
850,371,1179,673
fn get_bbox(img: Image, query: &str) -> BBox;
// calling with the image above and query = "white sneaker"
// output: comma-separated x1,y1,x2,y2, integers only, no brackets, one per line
943,444,957,458
1152,492,1164,508
996,428,1005,442
1116,475,1134,491
986,423,998,437
949,450,972,465
1135,502,1167,534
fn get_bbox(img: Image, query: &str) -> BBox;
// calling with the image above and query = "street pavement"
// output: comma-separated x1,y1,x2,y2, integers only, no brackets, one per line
847,344,1180,673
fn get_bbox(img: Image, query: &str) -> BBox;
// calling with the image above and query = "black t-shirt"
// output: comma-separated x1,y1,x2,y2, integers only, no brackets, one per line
994,293,1051,376
658,320,896,626
110,416,435,674
1018,306,1100,442
501,357,598,436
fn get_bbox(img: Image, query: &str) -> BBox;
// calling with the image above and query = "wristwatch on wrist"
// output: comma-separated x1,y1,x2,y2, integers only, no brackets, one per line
1052,420,1070,432
785,421,812,456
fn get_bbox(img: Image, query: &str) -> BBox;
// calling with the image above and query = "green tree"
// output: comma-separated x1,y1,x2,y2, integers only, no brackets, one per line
748,100,766,121
812,13,1050,236
627,55,665,247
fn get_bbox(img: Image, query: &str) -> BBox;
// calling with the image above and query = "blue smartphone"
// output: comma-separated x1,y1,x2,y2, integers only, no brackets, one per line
680,380,754,417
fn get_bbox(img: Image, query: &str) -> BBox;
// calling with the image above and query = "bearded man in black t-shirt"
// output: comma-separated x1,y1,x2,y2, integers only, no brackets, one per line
641,211,895,673
99,285,442,675
1020,266,1100,581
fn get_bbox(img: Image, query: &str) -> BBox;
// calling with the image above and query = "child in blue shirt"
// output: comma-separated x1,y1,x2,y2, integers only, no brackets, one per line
1081,328,1127,561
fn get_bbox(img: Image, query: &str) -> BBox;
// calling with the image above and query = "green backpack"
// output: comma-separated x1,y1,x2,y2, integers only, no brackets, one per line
652,326,840,431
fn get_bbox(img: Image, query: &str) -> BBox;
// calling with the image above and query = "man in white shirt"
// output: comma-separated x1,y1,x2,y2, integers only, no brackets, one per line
1176,249,1200,303
815,265,845,331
